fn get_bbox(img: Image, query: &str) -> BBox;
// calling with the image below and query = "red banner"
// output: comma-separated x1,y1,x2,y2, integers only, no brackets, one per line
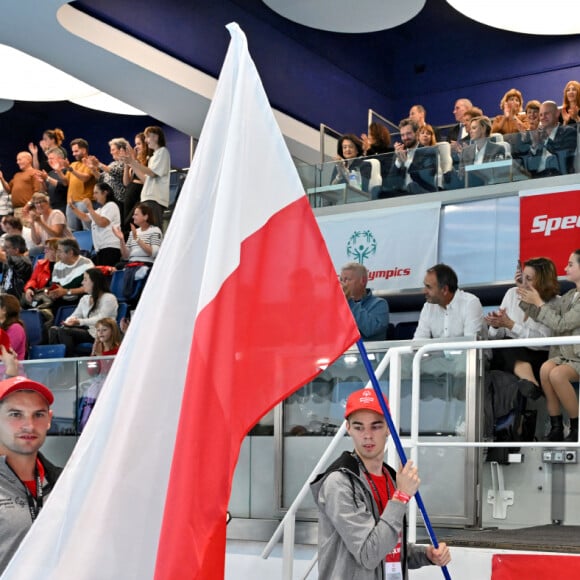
492,553,580,579
520,187,580,275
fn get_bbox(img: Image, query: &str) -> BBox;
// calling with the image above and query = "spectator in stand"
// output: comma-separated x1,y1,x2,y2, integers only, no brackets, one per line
486,258,559,399
360,123,394,197
121,126,170,231
112,203,162,265
456,116,508,187
0,295,27,360
0,235,32,300
525,100,541,131
91,317,122,357
0,215,41,257
0,152,44,217
29,128,67,172
418,124,437,146
47,238,94,313
447,98,473,143
386,119,438,194
22,238,59,310
85,137,128,222
78,317,123,431
122,132,151,235
26,192,72,247
414,263,484,339
360,122,393,156
330,134,369,187
58,138,96,232
491,88,528,136
0,170,12,219
340,262,389,341
409,104,441,141
519,249,580,442
517,100,577,177
49,268,118,357
449,106,484,166
68,182,121,266
560,80,580,126
40,147,69,214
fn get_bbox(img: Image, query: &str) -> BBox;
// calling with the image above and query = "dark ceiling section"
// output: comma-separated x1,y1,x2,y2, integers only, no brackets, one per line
73,0,580,131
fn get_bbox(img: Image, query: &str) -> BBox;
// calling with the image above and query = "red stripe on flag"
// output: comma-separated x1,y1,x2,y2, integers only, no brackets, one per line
154,195,359,578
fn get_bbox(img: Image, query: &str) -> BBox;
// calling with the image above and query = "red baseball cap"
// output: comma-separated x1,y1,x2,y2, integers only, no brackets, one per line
345,388,388,418
0,376,54,405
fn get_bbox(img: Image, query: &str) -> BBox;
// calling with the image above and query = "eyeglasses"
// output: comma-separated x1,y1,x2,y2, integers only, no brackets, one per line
34,200,48,205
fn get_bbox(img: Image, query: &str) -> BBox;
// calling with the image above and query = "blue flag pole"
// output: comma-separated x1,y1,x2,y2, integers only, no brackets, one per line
356,339,452,580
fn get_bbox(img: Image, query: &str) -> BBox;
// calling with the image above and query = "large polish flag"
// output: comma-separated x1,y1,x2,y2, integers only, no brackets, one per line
2,22,359,580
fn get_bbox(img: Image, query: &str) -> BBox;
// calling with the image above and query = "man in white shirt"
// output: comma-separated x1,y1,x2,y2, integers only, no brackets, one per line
414,263,484,339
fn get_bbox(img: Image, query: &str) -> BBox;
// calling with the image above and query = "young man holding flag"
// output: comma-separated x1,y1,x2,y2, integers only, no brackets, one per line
311,388,451,579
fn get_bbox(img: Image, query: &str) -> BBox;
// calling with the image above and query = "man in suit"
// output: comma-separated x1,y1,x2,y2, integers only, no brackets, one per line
516,100,577,177
446,98,473,143
385,119,438,195
409,104,441,141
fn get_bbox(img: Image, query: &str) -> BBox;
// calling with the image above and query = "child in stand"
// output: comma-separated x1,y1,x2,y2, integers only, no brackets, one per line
78,317,122,431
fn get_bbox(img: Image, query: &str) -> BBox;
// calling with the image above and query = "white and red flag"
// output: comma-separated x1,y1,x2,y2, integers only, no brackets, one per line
2,22,358,579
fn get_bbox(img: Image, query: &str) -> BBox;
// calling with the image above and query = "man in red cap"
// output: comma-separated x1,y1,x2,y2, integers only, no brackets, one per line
0,376,62,573
310,387,450,579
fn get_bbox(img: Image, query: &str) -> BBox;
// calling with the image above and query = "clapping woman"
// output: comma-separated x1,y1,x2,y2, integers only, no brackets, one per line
486,258,559,397
68,182,121,266
519,250,580,442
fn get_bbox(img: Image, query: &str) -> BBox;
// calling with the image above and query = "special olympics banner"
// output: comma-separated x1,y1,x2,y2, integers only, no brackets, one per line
317,202,441,291
520,185,580,275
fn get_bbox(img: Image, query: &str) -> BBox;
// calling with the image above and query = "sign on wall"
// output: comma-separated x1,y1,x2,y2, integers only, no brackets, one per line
520,185,580,275
317,202,441,291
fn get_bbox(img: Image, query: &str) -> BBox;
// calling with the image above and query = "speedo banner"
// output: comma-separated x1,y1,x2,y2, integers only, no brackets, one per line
316,202,441,291
520,186,580,275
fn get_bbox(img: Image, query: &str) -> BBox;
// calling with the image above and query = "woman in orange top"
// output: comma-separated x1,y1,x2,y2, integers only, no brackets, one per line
491,88,529,135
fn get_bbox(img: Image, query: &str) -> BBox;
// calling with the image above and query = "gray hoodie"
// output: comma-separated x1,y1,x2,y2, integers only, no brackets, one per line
0,453,62,573
310,451,432,580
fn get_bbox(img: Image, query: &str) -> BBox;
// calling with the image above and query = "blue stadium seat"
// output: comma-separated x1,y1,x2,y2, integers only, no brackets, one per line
54,304,77,327
116,302,128,325
29,344,66,359
73,230,93,256
20,309,45,348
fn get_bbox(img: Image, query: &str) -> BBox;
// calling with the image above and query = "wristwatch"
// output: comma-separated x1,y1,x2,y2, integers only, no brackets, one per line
67,289,72,296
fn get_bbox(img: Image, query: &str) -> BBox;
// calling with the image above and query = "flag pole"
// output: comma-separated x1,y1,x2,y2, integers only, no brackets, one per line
356,339,452,580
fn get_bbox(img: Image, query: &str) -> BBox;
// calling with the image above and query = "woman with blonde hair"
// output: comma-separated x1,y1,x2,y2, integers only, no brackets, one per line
560,80,580,125
491,88,528,135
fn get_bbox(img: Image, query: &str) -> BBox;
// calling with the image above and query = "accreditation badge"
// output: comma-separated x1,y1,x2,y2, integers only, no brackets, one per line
385,533,402,580
385,562,403,580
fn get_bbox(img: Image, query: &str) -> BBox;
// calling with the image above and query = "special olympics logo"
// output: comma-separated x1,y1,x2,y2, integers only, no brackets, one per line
346,230,377,264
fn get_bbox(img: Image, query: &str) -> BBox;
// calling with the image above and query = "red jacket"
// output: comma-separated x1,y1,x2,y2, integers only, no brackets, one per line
24,258,53,292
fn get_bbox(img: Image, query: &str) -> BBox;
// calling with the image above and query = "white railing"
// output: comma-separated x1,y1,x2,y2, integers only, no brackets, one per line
262,334,580,579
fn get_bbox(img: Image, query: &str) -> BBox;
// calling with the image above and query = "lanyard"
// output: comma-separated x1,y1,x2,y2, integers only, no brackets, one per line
354,454,394,513
10,458,45,522
24,466,44,522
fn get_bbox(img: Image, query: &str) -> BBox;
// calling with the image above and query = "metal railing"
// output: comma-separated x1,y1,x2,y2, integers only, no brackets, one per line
262,334,580,579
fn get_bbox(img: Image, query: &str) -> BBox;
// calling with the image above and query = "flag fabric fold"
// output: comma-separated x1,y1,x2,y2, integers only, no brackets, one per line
2,22,359,580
